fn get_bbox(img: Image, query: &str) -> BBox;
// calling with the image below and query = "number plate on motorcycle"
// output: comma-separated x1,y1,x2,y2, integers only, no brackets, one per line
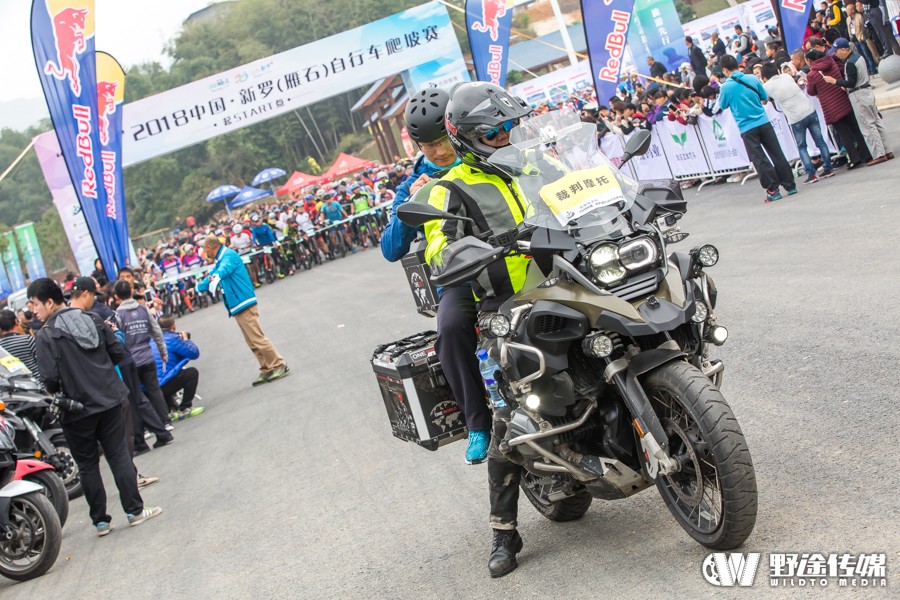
539,165,626,225
0,355,27,373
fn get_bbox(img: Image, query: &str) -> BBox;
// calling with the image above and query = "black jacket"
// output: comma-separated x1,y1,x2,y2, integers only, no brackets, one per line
689,45,708,73
34,307,128,424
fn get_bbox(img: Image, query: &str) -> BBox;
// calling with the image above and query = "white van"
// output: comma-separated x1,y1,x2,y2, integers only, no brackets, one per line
5,289,29,312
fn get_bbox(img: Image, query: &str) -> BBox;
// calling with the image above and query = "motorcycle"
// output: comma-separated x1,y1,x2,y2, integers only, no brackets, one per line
398,111,757,549
0,413,61,582
0,350,82,500
0,433,68,528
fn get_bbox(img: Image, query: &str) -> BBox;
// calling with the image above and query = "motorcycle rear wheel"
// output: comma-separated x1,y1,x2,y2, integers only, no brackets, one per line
644,362,757,550
520,472,592,522
23,471,68,529
0,493,61,581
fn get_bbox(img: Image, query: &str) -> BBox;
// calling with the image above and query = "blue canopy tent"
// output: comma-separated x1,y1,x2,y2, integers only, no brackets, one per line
251,168,287,187
206,184,241,217
228,186,273,210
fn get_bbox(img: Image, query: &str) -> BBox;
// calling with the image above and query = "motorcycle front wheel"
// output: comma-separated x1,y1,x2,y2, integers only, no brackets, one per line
644,361,757,550
0,493,61,581
23,470,68,529
49,436,82,500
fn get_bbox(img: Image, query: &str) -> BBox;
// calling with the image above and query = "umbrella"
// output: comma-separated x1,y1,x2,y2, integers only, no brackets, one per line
228,186,273,210
206,184,241,202
251,167,287,187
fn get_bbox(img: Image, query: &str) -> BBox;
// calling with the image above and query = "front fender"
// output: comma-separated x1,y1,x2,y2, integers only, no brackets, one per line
13,459,55,481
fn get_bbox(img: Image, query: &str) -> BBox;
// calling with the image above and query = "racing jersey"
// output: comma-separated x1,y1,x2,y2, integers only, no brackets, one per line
352,194,371,214
321,200,344,223
160,257,181,277
252,224,277,246
296,213,315,233
181,254,203,270
230,232,252,251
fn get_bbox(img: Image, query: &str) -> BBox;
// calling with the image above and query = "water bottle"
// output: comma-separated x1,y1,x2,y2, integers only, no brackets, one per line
477,349,507,408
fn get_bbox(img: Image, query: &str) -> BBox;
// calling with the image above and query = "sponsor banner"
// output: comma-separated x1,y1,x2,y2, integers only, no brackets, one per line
678,2,779,57
627,129,673,179
0,263,12,302
31,0,117,274
779,0,811,54
122,2,465,166
400,126,415,158
696,110,751,171
628,0,686,78
508,61,592,107
2,233,25,292
95,52,131,267
466,0,513,87
581,0,634,104
14,224,48,282
656,119,710,176
33,131,96,276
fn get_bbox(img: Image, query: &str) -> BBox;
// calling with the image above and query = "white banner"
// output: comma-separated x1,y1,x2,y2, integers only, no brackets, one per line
122,2,468,166
599,133,637,179
765,104,800,162
508,61,593,107
623,130,671,180
696,110,751,172
656,119,710,177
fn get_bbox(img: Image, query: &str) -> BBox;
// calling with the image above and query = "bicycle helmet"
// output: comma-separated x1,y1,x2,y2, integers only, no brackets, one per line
250,212,260,222
232,224,243,235
404,87,450,143
445,82,532,176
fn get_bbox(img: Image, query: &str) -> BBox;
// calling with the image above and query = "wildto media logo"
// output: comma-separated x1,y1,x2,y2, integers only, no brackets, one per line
703,552,888,589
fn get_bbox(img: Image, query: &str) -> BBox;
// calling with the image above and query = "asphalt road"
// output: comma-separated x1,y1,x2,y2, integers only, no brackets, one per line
3,112,899,599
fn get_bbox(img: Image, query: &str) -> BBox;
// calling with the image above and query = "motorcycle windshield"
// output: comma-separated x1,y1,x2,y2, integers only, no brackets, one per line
487,110,639,232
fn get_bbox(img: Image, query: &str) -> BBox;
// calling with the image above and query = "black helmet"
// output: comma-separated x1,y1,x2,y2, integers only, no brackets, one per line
445,82,532,174
404,88,450,143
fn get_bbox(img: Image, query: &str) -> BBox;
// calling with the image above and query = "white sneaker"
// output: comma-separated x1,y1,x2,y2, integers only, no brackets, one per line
127,506,162,527
164,423,174,431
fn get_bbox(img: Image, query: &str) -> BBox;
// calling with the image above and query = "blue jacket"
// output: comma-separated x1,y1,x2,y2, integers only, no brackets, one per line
152,330,200,386
380,155,445,262
197,245,256,317
714,72,770,134
251,224,276,246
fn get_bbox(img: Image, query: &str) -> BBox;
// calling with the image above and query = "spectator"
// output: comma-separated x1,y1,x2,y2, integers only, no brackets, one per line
846,3,878,74
28,277,162,536
714,54,796,202
153,315,204,420
91,258,109,287
197,235,289,387
824,38,892,163
647,56,668,81
686,36,708,76
711,31,727,57
760,62,835,184
733,25,752,61
115,280,173,428
0,308,39,376
806,49,873,168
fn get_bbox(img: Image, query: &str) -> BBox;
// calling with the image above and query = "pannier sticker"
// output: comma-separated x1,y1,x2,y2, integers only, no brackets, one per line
539,165,626,225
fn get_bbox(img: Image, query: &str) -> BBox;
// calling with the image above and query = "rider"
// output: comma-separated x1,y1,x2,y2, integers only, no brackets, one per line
349,184,376,247
417,82,534,578
230,223,260,287
380,87,495,467
319,191,356,253
250,212,284,279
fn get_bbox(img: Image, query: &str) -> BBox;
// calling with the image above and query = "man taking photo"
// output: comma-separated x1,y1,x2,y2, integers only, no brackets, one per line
28,278,161,536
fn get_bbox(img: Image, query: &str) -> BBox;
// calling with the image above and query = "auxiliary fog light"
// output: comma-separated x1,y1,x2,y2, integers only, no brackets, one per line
525,394,541,410
696,244,719,267
582,334,614,358
691,301,709,324
708,325,728,346
479,314,511,338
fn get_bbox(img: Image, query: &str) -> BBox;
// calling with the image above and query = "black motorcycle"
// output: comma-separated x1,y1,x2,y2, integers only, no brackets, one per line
398,111,756,550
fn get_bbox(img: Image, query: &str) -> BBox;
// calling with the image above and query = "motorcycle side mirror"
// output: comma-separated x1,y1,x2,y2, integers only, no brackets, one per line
619,130,652,166
397,202,474,227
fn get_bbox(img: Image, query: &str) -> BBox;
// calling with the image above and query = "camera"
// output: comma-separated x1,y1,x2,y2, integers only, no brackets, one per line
51,394,85,413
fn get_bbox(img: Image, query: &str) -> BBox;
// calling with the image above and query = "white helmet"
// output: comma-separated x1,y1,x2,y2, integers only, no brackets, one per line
232,224,243,235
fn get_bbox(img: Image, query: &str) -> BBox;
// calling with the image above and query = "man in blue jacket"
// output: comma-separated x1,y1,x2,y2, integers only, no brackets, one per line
153,315,204,420
380,87,493,465
714,54,796,202
198,235,288,387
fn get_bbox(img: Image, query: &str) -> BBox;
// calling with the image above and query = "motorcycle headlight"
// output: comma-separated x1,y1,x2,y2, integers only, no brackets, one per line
588,244,626,285
694,244,719,267
618,237,658,271
479,314,511,338
692,300,708,323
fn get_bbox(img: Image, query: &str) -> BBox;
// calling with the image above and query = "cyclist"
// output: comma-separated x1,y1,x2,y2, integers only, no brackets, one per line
230,223,260,287
250,212,284,280
159,249,181,278
319,191,356,254
349,184,377,248
417,82,534,578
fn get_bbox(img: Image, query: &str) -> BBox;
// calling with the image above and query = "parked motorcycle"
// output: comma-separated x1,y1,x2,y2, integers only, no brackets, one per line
398,111,757,549
0,350,82,499
0,430,68,528
0,413,61,581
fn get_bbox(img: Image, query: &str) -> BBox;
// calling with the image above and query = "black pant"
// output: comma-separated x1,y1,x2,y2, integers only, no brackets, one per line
62,405,143,524
435,286,493,433
487,409,521,530
136,361,170,424
831,112,872,165
161,367,199,409
120,358,168,448
740,122,795,192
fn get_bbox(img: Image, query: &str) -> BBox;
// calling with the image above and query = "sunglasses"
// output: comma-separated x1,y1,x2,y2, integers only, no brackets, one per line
483,119,517,141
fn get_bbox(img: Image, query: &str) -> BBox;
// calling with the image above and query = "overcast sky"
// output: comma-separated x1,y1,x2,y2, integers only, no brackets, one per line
1,0,214,103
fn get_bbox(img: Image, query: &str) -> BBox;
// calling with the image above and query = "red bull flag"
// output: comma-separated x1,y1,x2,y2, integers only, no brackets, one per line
30,0,118,274
95,51,131,267
466,0,514,87
580,0,635,106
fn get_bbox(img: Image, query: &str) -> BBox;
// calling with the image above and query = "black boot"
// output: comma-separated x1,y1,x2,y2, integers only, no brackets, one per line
488,528,523,578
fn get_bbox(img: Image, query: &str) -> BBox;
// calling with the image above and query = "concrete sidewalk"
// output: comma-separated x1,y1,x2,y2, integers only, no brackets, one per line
873,73,900,110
